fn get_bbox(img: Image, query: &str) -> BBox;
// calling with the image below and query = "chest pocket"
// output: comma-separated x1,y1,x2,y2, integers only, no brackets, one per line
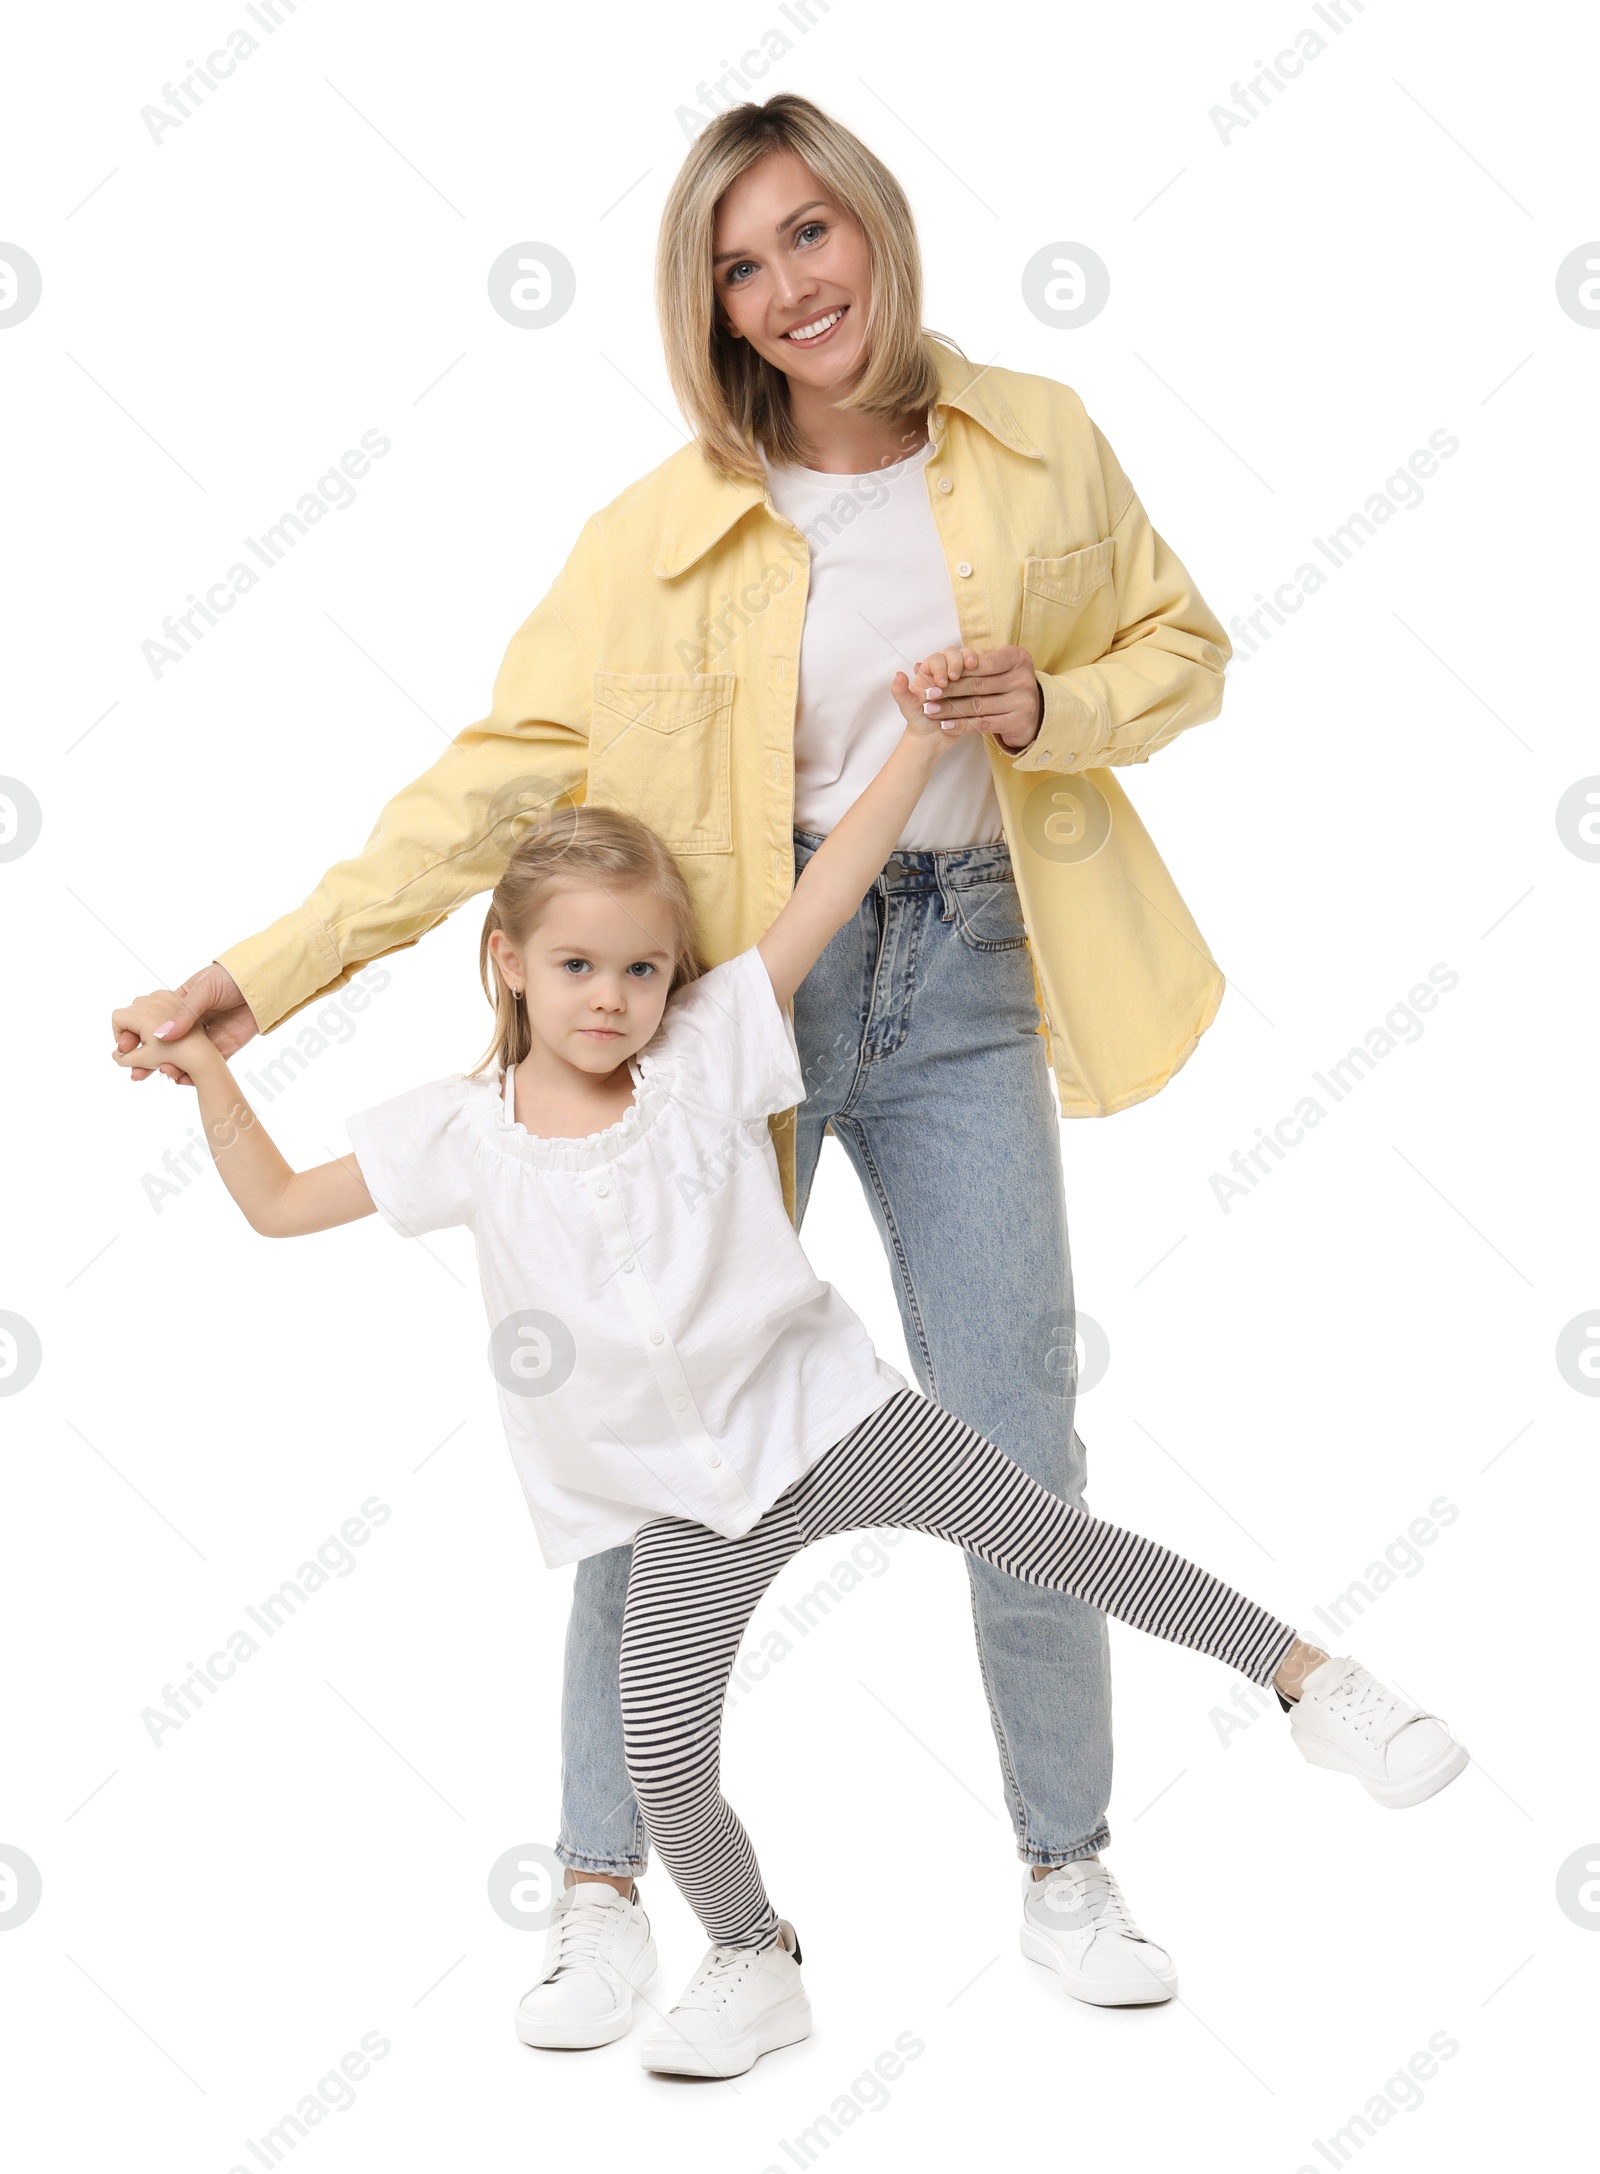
590,672,737,854
1016,537,1117,673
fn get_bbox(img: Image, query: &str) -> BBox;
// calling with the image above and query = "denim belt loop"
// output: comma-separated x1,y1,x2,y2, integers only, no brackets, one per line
935,860,957,924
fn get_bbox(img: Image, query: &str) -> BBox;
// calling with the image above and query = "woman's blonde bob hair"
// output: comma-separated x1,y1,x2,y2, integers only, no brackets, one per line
471,804,705,1080
657,93,954,481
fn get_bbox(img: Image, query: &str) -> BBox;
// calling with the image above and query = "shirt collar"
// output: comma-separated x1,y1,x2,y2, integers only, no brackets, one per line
654,339,1042,580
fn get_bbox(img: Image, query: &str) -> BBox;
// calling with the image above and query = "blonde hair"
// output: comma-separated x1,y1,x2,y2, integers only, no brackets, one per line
472,805,705,1079
656,93,956,480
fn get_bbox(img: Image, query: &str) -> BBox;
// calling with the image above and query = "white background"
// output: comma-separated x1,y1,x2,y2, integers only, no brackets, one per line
3,2,1596,2168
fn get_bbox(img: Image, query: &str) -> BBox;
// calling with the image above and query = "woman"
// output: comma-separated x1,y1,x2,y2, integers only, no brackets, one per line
113,95,1234,2038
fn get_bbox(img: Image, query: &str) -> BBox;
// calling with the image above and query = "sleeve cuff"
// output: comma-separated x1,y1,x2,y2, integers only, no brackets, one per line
739,948,806,1112
343,1111,411,1238
1007,671,1111,774
215,908,343,1037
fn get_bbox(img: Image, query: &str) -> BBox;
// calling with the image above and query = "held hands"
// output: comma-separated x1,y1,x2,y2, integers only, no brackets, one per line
111,993,220,1083
111,963,258,1087
893,645,1045,752
766,650,1044,1007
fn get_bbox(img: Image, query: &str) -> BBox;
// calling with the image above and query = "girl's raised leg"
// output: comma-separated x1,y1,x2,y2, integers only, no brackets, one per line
792,1391,1301,1686
624,1388,1471,1973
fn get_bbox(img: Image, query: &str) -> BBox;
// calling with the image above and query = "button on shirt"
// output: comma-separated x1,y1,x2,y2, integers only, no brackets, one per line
763,440,1004,851
344,948,907,1567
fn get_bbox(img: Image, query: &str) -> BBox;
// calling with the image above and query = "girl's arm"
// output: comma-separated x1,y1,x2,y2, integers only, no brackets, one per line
758,664,954,1009
112,998,376,1238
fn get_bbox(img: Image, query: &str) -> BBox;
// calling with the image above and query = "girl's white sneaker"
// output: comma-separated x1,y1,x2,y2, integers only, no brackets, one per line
639,1919,811,2078
515,1882,658,2049
1289,1656,1468,1808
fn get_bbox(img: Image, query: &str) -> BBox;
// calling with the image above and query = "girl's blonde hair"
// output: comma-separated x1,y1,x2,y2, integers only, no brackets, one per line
472,804,705,1079
656,93,955,481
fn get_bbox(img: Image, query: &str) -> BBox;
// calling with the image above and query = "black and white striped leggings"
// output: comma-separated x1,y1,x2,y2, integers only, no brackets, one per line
618,1389,1298,1956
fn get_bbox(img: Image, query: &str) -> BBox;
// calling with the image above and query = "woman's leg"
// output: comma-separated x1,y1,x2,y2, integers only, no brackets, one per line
554,1545,650,1878
619,1495,808,1954
793,1390,1300,1688
790,834,1114,1869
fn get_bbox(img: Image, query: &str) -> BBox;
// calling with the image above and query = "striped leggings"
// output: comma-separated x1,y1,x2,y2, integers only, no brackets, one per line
619,1389,1298,1955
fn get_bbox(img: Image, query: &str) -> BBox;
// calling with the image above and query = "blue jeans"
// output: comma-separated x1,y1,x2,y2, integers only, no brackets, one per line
554,829,1113,1873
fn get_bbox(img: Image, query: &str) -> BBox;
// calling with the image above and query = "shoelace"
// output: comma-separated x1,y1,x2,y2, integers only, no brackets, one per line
546,1898,622,1980
1321,1666,1417,1747
672,1943,761,2013
1039,1863,1143,1943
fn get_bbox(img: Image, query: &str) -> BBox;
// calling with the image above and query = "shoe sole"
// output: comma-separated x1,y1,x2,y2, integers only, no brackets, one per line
1293,1729,1470,1809
640,1988,812,2077
1019,1925,1178,2007
515,1941,659,2049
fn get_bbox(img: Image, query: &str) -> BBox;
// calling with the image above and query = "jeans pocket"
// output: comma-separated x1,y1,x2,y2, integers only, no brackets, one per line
951,875,1029,951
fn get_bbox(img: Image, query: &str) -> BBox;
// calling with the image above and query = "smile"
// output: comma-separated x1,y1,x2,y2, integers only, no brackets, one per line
781,306,847,346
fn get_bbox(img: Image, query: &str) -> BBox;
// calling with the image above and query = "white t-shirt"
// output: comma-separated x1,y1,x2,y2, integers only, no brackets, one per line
344,949,907,1567
763,440,1005,851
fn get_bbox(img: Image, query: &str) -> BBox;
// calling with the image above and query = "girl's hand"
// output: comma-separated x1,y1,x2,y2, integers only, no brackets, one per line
889,665,957,747
912,643,1045,751
112,993,217,1080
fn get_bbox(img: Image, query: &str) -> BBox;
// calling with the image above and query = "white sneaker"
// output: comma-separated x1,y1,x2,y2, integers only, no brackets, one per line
639,1919,811,2078
1019,1860,1178,2006
1289,1656,1469,1808
515,1881,657,2049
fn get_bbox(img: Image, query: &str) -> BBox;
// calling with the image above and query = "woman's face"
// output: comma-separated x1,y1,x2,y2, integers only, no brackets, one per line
712,147,872,393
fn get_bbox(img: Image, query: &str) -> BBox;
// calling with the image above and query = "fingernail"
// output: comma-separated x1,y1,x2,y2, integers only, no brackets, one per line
154,1021,177,1037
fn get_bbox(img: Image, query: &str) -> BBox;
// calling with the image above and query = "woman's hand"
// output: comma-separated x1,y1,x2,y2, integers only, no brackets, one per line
912,644,1044,751
111,993,220,1081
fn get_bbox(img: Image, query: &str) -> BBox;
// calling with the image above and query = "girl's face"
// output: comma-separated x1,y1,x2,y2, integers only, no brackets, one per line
712,147,872,394
490,882,677,1075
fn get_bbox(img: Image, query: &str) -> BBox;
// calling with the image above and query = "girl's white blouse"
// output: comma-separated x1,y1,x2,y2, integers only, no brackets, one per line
344,947,906,1565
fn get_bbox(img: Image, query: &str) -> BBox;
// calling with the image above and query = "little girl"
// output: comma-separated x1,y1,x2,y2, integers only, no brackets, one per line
114,661,1468,2081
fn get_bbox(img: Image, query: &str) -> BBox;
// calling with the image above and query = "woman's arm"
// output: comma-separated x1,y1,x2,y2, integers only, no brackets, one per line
112,996,376,1238
111,545,598,1087
757,668,951,1009
217,572,592,1035
214,540,600,1041
1010,424,1231,776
